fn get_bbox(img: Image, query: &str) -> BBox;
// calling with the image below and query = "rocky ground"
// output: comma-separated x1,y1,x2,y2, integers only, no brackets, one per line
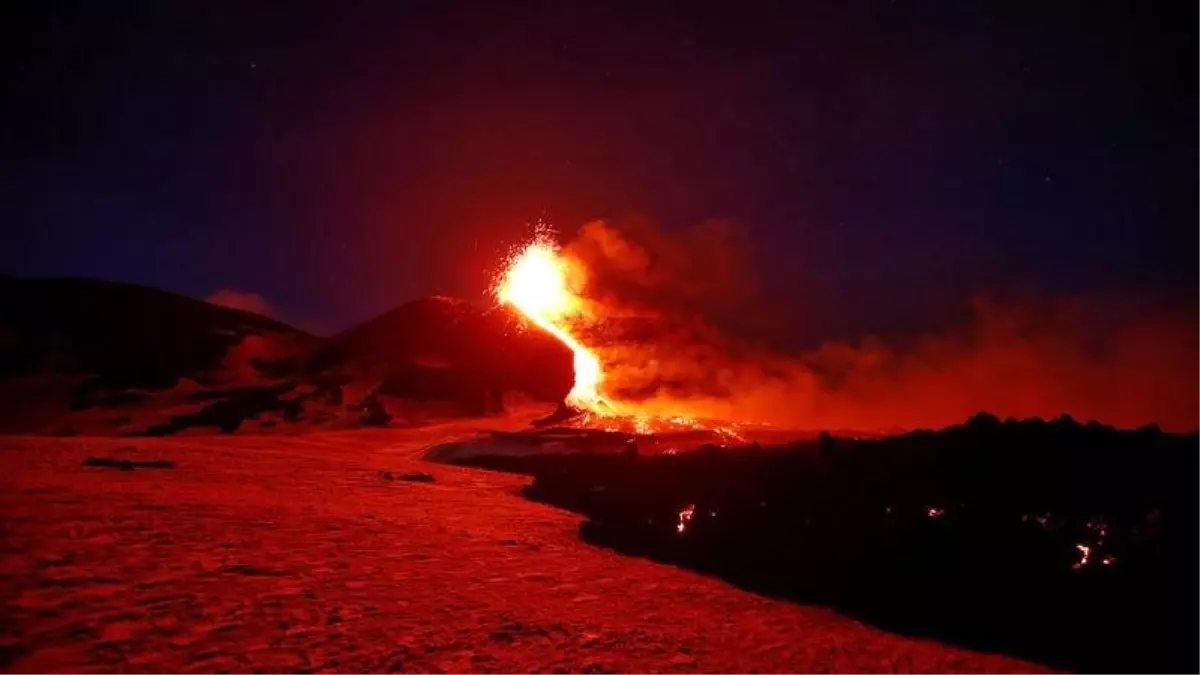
0,410,1044,673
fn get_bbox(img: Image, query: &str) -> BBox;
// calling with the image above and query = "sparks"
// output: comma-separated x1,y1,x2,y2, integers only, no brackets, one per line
677,504,696,534
1072,543,1091,570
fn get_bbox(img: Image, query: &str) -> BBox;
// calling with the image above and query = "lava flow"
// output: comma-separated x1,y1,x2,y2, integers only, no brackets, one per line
494,233,746,441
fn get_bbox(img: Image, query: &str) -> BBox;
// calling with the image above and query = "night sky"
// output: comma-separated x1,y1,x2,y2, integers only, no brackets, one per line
5,1,1195,336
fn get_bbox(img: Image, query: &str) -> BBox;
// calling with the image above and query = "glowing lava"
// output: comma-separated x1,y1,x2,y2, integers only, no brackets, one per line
494,232,747,442
494,237,607,410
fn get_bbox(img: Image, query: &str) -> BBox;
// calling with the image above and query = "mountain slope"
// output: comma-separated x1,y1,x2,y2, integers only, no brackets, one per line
309,296,573,408
0,279,573,434
0,276,312,388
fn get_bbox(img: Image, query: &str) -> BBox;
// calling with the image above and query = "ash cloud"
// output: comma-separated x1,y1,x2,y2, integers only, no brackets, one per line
561,218,1199,432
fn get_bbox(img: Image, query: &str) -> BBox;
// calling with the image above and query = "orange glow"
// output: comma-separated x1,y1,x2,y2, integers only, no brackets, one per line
494,233,746,440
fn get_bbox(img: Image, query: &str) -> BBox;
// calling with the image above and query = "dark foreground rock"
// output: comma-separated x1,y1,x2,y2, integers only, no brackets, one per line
382,471,436,483
451,414,1200,673
84,456,176,471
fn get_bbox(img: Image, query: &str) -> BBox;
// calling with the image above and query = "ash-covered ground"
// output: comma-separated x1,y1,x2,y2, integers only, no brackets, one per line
1,408,1045,674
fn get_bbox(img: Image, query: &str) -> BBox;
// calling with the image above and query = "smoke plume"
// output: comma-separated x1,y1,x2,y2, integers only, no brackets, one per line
559,218,1198,432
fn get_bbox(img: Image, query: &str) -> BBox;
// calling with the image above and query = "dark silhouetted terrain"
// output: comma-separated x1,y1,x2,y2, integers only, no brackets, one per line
446,414,1200,673
0,278,572,435
0,276,312,389
307,296,573,413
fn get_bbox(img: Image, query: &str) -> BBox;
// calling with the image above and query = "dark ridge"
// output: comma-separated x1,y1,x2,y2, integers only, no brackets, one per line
185,383,297,402
1,279,573,433
140,383,302,436
0,276,311,390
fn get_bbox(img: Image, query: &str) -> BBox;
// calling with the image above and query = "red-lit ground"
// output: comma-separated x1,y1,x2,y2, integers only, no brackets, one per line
0,410,1045,673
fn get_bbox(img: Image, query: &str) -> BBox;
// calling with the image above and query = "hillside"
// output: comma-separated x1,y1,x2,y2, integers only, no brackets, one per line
307,296,573,412
0,278,572,435
0,276,312,387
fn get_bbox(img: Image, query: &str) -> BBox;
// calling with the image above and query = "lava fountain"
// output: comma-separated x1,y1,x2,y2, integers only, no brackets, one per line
494,232,746,441
494,236,608,411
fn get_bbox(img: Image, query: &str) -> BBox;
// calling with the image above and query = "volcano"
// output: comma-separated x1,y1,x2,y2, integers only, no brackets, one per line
306,296,574,412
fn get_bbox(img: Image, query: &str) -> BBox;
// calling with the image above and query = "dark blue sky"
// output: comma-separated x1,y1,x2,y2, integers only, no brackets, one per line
5,1,1195,335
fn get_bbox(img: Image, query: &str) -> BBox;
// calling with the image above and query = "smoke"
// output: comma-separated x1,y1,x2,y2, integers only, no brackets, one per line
560,218,1199,432
565,217,777,337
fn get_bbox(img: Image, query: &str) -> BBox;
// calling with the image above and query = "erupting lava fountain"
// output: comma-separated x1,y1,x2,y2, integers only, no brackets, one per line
494,235,608,411
493,232,745,441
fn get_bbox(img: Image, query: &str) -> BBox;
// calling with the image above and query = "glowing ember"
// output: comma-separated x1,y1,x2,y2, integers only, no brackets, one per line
677,504,696,534
1072,543,1092,570
1085,517,1108,538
